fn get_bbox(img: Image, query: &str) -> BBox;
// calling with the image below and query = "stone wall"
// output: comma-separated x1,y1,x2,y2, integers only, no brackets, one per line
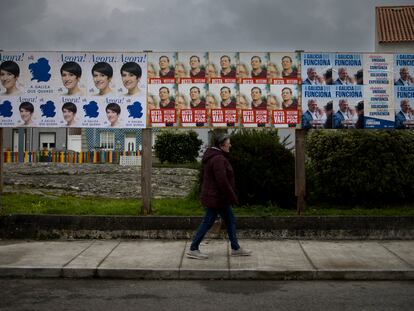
3,163,198,199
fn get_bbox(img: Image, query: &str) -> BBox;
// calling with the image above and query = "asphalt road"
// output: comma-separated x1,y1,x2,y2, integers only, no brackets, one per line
0,279,413,311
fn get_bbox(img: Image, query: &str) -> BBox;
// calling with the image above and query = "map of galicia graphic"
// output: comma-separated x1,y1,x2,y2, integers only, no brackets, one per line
83,101,99,118
40,101,56,117
29,58,51,82
0,100,13,117
127,101,143,119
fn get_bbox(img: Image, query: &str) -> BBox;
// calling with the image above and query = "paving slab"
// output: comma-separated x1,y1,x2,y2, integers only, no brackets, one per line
229,240,315,280
0,241,91,277
380,241,414,268
63,240,120,278
98,240,185,279
300,241,413,280
180,240,229,279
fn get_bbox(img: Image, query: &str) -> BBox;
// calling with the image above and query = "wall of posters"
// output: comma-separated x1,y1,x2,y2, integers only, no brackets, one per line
1,51,413,129
0,51,147,128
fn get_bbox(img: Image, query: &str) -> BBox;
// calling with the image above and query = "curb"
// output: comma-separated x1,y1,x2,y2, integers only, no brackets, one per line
1,215,413,240
1,267,413,280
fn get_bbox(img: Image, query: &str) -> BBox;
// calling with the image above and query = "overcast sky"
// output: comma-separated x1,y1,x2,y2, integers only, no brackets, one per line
1,0,412,52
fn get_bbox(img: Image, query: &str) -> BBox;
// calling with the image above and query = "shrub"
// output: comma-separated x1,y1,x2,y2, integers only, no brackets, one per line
305,130,414,204
154,129,202,164
229,129,295,208
189,129,296,207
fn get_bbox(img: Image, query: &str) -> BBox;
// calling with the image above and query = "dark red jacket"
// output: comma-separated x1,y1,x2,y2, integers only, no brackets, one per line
200,147,239,208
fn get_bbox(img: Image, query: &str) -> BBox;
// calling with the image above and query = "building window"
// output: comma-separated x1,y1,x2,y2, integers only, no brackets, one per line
100,132,115,150
39,132,56,150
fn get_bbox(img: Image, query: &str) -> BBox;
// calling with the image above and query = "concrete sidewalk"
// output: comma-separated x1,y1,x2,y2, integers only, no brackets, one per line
0,239,413,280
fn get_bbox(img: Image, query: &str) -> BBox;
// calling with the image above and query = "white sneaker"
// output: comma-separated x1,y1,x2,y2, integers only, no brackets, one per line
231,247,252,257
186,249,208,260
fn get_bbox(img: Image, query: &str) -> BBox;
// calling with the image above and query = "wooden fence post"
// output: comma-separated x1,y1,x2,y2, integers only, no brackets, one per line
141,128,152,215
295,129,306,215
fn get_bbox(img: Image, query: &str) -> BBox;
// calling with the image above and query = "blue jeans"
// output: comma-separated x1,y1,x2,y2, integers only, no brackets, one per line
190,206,240,251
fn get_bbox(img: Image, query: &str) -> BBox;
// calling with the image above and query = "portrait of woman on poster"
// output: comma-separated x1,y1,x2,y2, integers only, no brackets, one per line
237,92,249,110
175,94,188,110
206,63,218,82
147,94,158,110
62,102,77,126
60,61,83,95
121,62,142,96
147,63,157,79
106,103,121,127
267,62,280,83
0,61,21,95
175,62,188,81
19,101,34,126
206,94,218,109
267,94,281,110
237,63,249,83
92,62,113,96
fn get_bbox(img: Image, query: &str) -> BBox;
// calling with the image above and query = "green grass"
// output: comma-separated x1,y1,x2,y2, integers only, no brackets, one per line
0,193,413,216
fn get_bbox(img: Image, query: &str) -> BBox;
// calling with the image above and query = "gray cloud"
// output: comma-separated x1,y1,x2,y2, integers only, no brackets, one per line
0,0,411,52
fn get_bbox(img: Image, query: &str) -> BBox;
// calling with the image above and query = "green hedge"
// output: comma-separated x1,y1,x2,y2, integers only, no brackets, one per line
154,129,202,164
305,130,414,204
229,129,296,207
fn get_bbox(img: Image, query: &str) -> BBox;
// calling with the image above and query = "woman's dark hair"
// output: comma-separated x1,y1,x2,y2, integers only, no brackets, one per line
106,102,121,114
62,102,77,113
120,62,142,78
0,61,20,77
60,61,82,78
92,62,113,78
19,101,34,113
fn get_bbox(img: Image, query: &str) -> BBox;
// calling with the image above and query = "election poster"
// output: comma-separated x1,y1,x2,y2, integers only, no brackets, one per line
269,84,299,128
0,95,36,127
147,83,177,127
178,83,208,127
22,52,61,96
394,86,414,129
332,85,363,129
301,85,332,129
56,95,87,128
268,52,300,84
239,84,269,127
363,53,394,86
207,52,238,84
301,53,333,85
176,52,208,84
0,51,26,96
57,52,89,96
115,52,147,128
147,52,177,84
0,96,18,127
364,85,394,129
363,53,394,129
333,53,363,86
394,54,414,86
239,52,269,84
208,83,238,127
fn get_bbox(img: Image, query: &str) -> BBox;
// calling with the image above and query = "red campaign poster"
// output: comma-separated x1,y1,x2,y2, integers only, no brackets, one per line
242,110,268,125
224,109,237,123
180,109,207,125
241,77,268,84
270,78,300,85
272,110,299,127
286,110,299,125
211,109,225,123
194,109,208,123
211,109,238,124
150,109,176,125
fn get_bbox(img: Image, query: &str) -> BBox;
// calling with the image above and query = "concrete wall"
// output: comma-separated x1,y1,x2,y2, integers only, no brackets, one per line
375,42,414,53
